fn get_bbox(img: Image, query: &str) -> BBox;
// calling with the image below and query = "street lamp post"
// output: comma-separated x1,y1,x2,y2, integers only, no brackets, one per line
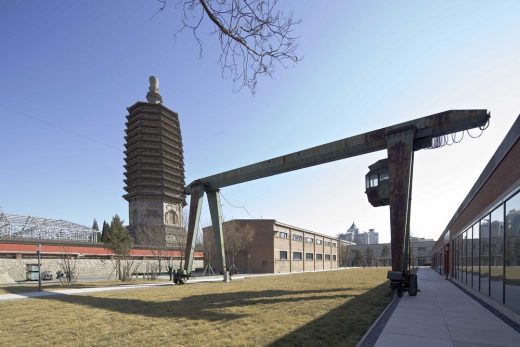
37,243,42,292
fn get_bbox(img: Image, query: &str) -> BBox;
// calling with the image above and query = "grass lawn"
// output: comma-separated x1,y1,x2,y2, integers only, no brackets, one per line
0,268,391,347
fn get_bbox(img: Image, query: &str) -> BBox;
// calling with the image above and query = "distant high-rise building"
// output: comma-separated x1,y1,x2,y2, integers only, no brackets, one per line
339,222,359,243
338,222,379,245
367,229,379,244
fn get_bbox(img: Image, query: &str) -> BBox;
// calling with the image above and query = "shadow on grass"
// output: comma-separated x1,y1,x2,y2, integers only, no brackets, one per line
268,283,392,347
7,287,358,322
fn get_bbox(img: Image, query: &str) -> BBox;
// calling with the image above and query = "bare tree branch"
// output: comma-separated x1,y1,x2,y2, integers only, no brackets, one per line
163,0,301,94
223,221,254,274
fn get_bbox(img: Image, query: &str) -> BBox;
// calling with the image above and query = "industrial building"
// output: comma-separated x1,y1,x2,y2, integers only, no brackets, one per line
432,115,520,314
347,238,434,267
203,219,350,274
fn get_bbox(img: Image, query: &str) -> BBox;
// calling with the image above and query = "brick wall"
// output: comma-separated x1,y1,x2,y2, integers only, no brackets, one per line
0,257,203,281
451,139,520,236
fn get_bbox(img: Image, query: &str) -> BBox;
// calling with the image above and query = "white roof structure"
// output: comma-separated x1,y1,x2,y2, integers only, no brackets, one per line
0,213,97,243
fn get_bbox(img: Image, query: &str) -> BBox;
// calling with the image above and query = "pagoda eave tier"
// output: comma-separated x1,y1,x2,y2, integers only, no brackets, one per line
124,100,185,203
124,178,186,190
123,192,185,201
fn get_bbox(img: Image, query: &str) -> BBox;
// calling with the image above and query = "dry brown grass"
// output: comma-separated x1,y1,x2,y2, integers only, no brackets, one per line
0,268,391,347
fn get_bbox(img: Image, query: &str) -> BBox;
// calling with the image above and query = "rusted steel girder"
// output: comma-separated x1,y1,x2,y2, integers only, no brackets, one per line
185,110,489,194
387,128,415,272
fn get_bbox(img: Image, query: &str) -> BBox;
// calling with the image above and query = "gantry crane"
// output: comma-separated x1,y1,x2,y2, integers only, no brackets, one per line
177,110,489,293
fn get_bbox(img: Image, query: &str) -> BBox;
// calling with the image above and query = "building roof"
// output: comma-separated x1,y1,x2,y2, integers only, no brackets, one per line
0,213,97,243
347,222,359,233
217,219,343,241
434,114,520,249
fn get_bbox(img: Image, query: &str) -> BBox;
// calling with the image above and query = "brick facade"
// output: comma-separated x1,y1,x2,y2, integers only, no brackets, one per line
203,219,339,274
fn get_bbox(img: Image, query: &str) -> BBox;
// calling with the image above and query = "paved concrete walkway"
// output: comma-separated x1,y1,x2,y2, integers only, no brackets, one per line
374,268,519,347
0,275,248,301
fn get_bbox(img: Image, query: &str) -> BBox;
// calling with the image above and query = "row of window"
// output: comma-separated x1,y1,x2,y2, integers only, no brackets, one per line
451,188,520,313
277,231,337,247
279,251,336,261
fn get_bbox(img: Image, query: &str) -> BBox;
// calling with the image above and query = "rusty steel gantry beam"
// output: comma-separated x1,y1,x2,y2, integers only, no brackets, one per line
184,110,490,277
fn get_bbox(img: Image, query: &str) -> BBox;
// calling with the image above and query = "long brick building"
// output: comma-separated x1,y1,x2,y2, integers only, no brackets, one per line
203,219,351,274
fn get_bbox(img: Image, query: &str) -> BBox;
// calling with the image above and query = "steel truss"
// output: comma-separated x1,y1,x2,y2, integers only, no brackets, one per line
0,213,97,242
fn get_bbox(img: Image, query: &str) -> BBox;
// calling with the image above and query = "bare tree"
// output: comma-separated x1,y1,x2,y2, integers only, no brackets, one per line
338,242,351,268
353,249,363,267
202,226,216,275
381,244,390,266
158,0,301,93
223,221,254,274
134,225,171,279
57,246,79,286
366,247,374,267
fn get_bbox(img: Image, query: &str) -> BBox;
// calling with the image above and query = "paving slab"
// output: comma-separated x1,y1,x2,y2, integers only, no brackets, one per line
371,268,519,347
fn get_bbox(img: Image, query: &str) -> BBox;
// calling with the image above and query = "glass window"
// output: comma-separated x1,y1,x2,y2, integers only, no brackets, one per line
305,253,313,261
467,226,473,288
380,172,389,181
293,252,302,260
463,230,467,285
472,223,480,290
455,237,459,280
490,205,504,303
453,238,457,279
333,255,337,261
325,254,331,261
293,234,302,241
279,232,288,239
480,215,491,296
316,253,323,261
316,239,323,245
370,174,378,187
457,234,464,282
280,251,288,260
305,237,314,243
505,191,520,311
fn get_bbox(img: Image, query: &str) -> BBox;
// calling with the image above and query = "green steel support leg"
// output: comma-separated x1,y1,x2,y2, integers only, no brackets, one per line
184,184,205,274
207,189,227,280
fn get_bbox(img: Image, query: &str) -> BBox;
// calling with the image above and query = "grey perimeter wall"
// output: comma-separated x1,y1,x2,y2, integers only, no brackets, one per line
0,258,203,281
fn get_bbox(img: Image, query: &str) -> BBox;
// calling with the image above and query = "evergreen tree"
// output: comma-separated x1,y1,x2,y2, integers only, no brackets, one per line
92,219,99,231
104,215,134,281
101,221,110,243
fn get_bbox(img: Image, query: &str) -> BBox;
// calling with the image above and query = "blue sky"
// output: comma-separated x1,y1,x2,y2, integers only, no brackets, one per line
1,1,519,242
